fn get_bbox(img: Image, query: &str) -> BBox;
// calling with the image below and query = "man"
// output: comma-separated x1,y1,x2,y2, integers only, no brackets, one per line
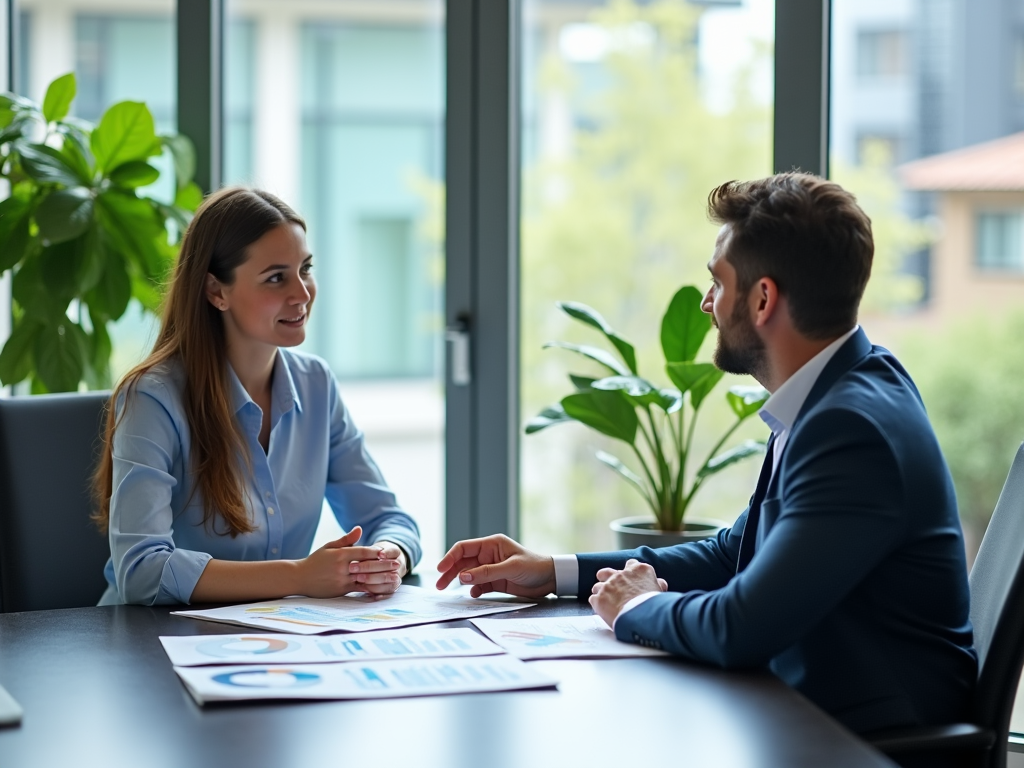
436,173,977,736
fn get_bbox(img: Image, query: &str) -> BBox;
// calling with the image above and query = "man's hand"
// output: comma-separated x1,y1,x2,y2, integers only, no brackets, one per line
589,559,668,627
436,534,556,598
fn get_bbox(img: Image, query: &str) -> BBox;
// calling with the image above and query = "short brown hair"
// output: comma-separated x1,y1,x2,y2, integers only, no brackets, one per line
707,173,873,339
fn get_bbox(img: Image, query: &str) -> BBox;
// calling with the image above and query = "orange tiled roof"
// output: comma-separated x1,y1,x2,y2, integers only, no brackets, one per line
899,131,1024,192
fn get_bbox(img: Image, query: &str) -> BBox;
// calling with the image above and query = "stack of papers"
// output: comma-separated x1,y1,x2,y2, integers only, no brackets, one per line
161,627,502,666
172,585,527,634
175,656,556,705
472,616,670,659
164,588,676,706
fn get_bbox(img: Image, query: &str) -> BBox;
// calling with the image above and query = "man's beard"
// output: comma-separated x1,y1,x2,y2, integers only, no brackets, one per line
712,297,767,379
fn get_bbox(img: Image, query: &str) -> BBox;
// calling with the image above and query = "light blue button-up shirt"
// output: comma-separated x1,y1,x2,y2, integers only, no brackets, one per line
99,348,422,606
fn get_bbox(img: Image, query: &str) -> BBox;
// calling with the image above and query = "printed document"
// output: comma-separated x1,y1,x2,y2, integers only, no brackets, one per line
172,585,529,634
175,655,557,704
471,615,670,659
161,627,502,666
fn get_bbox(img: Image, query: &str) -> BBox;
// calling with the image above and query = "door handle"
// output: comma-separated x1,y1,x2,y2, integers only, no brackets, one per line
445,315,471,386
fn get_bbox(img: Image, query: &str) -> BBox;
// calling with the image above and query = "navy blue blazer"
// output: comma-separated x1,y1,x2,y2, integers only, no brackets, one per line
578,329,977,734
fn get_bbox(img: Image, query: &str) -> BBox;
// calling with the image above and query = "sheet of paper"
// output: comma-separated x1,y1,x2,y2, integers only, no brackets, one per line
172,585,530,635
160,627,503,666
471,615,670,659
174,656,557,704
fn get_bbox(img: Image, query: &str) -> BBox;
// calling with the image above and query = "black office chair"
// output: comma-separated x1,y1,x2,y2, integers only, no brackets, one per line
0,392,112,612
867,443,1024,768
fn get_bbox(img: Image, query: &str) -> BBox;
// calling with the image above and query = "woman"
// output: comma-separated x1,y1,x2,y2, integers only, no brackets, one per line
93,187,420,605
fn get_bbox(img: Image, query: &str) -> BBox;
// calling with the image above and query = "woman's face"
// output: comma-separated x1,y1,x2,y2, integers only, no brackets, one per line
207,222,316,351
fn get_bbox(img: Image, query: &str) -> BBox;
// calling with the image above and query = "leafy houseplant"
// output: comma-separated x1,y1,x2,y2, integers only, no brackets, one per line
0,72,201,393
526,285,769,537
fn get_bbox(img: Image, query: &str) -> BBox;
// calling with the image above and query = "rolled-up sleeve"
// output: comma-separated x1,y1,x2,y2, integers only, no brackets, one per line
108,385,211,605
323,377,422,569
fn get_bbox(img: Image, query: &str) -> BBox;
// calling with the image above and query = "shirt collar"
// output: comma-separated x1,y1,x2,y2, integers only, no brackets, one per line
226,351,303,418
759,325,860,436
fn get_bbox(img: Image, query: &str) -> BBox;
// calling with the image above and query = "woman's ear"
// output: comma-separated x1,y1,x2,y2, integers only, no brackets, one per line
205,273,228,311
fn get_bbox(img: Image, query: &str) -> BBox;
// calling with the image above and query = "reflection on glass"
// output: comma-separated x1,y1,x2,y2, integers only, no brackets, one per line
225,1,446,566
519,0,774,555
831,0,1024,732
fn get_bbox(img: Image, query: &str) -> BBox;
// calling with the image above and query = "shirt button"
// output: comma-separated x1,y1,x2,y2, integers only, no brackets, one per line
271,548,278,554
265,491,272,498
267,507,275,516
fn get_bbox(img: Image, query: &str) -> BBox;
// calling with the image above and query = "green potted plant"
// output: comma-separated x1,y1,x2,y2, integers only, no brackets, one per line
526,285,769,548
0,72,200,393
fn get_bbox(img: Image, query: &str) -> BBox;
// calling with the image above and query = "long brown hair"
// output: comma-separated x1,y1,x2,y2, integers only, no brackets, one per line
92,187,306,536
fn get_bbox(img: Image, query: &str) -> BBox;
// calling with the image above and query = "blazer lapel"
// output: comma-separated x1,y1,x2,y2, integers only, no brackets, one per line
736,433,776,574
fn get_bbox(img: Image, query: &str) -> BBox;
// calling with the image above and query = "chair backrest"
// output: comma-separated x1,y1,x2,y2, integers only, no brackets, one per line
968,443,1024,744
0,392,111,612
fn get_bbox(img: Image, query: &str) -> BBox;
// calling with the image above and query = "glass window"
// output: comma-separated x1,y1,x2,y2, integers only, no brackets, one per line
15,0,176,381
519,0,775,554
856,29,909,80
225,0,446,565
976,211,1024,271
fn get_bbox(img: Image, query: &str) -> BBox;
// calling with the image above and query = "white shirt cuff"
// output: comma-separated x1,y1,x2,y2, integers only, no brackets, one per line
551,554,579,596
612,591,661,630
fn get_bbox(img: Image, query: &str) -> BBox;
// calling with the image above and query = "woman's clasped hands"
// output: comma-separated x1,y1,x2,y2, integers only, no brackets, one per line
298,526,407,599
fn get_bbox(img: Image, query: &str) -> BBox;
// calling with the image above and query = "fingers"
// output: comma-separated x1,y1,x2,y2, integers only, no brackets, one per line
435,556,481,591
437,534,515,573
455,560,517,586
596,567,617,582
340,546,389,562
349,559,401,575
657,578,668,592
324,526,362,549
353,570,402,587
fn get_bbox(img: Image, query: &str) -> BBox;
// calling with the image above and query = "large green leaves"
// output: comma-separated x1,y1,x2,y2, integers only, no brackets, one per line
726,385,770,419
596,451,649,500
558,301,637,374
0,319,41,385
666,361,724,409
36,188,94,245
18,143,82,186
561,390,638,443
524,404,574,434
0,196,36,272
96,191,168,279
661,285,711,363
90,101,159,174
162,134,196,190
698,439,768,479
592,375,680,412
543,341,630,376
42,73,76,123
33,320,88,392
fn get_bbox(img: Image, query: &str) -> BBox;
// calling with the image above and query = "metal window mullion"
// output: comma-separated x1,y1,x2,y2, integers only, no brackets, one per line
445,0,520,548
773,0,831,177
177,0,223,193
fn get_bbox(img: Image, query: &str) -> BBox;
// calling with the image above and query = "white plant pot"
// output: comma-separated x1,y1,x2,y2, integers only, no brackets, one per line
610,515,729,550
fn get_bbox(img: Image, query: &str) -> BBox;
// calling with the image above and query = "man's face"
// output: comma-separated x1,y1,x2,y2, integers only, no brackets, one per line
701,225,767,378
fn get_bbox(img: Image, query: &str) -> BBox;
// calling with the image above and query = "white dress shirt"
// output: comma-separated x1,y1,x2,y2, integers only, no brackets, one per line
554,325,860,626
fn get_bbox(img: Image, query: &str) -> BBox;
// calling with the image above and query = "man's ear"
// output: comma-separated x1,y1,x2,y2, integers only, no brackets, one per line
751,277,781,328
205,273,228,311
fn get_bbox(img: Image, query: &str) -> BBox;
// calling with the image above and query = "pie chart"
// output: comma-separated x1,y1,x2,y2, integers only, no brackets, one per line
211,669,321,689
196,636,300,659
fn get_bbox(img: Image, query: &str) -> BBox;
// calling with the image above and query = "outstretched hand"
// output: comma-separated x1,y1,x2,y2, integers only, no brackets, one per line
435,534,556,598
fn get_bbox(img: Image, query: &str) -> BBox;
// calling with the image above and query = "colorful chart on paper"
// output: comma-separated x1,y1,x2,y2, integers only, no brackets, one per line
172,585,530,634
174,656,557,704
160,627,503,666
471,616,670,659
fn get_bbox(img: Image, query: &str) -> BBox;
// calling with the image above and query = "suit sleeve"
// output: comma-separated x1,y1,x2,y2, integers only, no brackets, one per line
614,408,907,667
576,509,747,599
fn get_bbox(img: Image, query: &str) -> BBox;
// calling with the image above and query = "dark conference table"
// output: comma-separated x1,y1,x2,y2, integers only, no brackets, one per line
0,576,896,768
